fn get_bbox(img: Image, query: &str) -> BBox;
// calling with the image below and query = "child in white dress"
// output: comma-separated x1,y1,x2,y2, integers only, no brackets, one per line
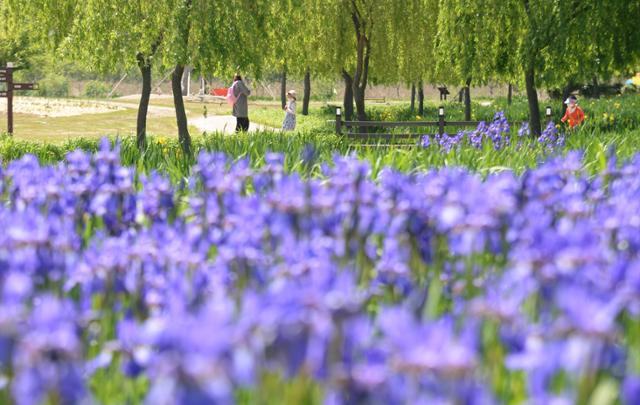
282,90,297,131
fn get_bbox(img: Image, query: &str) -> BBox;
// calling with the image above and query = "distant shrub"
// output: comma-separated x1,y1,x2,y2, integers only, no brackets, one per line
37,73,70,98
83,80,111,98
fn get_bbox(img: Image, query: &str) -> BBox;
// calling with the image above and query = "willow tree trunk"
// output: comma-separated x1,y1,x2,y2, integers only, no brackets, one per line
525,67,542,136
410,83,416,112
136,53,152,151
302,68,311,116
172,64,191,155
464,78,472,121
354,84,366,123
508,83,513,105
418,81,424,116
181,66,192,96
348,0,372,130
280,69,287,110
592,76,600,99
342,70,354,122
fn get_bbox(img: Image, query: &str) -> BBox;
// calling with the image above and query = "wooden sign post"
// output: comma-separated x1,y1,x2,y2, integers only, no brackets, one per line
0,63,37,135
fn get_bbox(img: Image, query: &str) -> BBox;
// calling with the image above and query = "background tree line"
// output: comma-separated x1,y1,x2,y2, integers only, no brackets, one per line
1,0,639,148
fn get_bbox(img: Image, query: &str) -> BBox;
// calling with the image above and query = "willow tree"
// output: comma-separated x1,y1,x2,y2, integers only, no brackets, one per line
164,0,194,155
490,0,640,136
435,0,497,121
486,3,522,106
262,0,306,109
346,0,375,122
193,0,268,90
307,0,396,122
160,0,270,154
65,0,170,150
12,0,173,149
389,0,438,116
290,0,316,116
3,0,80,73
5,0,77,46
543,0,640,110
0,1,38,67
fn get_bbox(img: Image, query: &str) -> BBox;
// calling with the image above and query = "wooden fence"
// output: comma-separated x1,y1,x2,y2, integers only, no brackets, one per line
334,106,554,143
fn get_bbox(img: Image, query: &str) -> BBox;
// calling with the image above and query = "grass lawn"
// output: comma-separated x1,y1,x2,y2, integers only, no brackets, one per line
0,110,184,143
0,96,328,143
1,94,638,143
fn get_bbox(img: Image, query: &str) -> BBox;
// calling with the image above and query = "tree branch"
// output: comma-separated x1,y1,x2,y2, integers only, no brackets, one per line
351,0,362,39
361,35,371,91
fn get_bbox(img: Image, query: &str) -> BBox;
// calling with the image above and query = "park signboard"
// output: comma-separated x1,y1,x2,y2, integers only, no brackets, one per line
0,63,38,134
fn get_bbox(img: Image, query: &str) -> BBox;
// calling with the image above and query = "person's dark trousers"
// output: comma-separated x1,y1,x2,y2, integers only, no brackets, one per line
236,117,250,132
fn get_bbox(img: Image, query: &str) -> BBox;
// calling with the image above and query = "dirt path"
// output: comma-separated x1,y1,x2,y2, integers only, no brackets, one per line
190,116,272,134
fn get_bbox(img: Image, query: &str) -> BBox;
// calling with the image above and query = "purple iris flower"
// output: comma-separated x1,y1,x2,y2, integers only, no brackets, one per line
11,295,86,405
623,376,640,405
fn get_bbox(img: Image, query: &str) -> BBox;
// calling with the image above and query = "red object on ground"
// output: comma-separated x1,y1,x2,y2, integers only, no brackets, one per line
210,88,227,96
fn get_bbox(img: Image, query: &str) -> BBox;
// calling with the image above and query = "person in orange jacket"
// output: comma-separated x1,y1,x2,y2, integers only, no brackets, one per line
561,95,585,129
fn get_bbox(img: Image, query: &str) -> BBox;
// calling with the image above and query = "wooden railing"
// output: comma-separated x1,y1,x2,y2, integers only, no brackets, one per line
334,106,554,143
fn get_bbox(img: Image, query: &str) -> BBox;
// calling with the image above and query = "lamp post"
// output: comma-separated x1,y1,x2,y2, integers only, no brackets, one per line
545,106,552,123
438,106,445,135
335,107,342,135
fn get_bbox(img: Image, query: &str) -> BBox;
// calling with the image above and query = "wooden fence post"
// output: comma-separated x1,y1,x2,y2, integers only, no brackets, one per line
438,106,445,135
6,62,13,134
335,107,342,135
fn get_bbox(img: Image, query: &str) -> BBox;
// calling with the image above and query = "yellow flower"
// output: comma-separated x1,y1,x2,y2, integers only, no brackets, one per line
158,137,167,145
555,124,561,129
416,115,422,120
603,113,608,119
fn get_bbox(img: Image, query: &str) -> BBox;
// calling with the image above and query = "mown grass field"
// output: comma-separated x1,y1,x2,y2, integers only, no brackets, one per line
1,93,638,144
0,96,333,142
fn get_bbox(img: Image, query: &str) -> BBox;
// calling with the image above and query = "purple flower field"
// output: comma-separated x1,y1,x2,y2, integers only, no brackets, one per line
421,112,565,152
1,140,640,404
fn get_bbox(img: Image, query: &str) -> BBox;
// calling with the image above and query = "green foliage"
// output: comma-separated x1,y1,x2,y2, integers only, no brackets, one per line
3,121,640,182
250,95,640,136
389,0,438,85
64,0,170,74
250,105,333,132
435,0,495,86
5,0,640,140
83,80,111,98
37,73,70,97
0,0,43,68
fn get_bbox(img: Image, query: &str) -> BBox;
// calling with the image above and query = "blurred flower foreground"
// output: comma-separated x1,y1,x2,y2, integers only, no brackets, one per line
1,139,640,405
